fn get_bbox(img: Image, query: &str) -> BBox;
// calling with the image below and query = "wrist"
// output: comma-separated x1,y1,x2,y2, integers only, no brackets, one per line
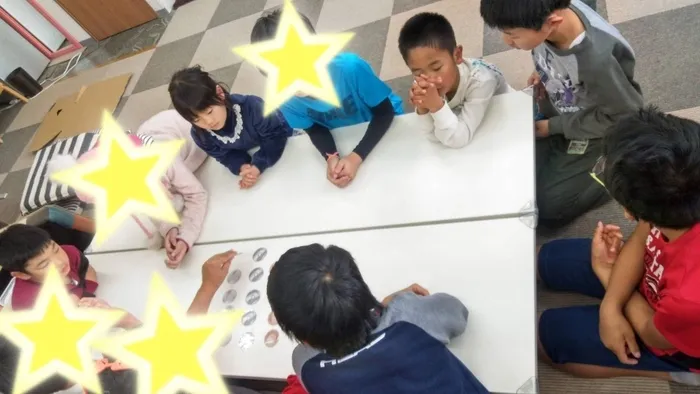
348,152,363,164
429,99,445,114
199,282,220,296
416,107,430,115
326,152,339,163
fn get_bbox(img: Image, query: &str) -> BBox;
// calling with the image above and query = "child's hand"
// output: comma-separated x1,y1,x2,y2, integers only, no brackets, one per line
382,283,430,306
166,239,188,269
326,154,351,187
413,75,444,113
535,120,549,138
599,303,641,365
239,164,261,189
591,221,623,287
164,228,179,253
527,71,546,101
410,78,430,115
333,153,362,188
201,250,237,291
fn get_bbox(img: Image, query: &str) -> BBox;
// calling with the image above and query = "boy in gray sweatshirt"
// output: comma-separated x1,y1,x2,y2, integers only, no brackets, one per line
480,0,643,229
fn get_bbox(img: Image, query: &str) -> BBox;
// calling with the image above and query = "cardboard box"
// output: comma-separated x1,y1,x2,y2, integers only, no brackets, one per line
28,73,132,152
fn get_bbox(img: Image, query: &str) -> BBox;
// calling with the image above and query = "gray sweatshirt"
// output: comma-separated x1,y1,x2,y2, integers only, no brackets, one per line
534,0,643,140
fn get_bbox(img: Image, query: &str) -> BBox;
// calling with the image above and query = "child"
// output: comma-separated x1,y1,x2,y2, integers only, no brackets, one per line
266,244,488,393
480,0,643,228
250,9,404,188
169,66,293,190
537,108,700,385
0,224,98,310
399,12,513,148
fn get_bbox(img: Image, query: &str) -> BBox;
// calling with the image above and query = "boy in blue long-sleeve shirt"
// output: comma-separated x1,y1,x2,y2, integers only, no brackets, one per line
169,66,293,189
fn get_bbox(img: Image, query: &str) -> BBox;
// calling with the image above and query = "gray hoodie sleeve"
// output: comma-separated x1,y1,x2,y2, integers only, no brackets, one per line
548,42,643,140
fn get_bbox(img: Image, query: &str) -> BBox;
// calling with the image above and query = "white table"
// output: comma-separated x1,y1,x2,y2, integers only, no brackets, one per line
88,217,537,394
88,91,534,253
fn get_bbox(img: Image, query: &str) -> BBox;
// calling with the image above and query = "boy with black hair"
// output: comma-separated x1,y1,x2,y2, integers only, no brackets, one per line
267,244,488,393
251,8,404,188
0,224,98,310
480,0,643,228
399,12,512,148
537,107,700,385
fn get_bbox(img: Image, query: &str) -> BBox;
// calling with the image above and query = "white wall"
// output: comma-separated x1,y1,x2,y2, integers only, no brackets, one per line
0,19,49,80
0,0,64,51
35,0,90,42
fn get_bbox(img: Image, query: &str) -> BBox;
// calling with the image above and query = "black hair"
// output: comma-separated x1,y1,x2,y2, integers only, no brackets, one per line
480,0,571,30
398,13,457,61
250,7,315,43
0,224,52,273
84,365,138,394
168,65,231,128
0,335,71,394
603,106,700,229
267,244,383,357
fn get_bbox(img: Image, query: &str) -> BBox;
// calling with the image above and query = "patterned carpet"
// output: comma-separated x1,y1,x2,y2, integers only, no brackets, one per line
1,0,699,392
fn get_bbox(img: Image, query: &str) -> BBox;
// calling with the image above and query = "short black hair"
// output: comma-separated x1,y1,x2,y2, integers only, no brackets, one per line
250,7,315,43
0,335,71,393
398,13,457,61
0,224,52,273
168,65,231,127
480,0,571,30
85,365,138,394
603,106,700,229
267,244,382,357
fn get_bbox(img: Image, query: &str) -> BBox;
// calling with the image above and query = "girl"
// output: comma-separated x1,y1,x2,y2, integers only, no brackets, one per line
168,66,293,189
50,110,208,269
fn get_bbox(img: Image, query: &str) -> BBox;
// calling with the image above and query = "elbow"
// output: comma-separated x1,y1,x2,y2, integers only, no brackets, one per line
439,132,471,149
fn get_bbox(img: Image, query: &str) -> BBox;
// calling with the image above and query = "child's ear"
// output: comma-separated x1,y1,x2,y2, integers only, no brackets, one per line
453,45,463,64
11,271,31,280
544,13,565,31
216,85,226,100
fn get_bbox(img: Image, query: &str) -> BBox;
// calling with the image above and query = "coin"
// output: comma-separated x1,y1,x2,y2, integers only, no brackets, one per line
245,290,260,305
264,330,279,348
268,312,277,326
222,289,237,304
227,269,242,284
253,248,268,262
238,332,255,351
241,310,257,326
249,267,264,282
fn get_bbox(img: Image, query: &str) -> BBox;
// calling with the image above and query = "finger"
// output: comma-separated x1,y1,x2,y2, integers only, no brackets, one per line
613,343,637,365
625,333,641,359
604,224,621,231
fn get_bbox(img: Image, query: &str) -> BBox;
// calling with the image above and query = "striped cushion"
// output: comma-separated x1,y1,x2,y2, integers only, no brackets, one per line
20,132,99,215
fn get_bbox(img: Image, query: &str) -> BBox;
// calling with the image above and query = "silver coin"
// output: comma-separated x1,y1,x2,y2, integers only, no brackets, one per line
253,248,268,262
227,269,242,284
245,290,261,305
268,312,277,326
249,267,264,282
238,332,255,351
220,334,232,347
222,289,237,304
241,310,257,326
264,330,279,348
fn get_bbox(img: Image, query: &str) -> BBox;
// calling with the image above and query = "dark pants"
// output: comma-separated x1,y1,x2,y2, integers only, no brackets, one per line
536,135,610,229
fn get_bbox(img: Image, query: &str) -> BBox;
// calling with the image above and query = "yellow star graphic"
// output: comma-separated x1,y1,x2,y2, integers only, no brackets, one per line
50,111,184,245
96,274,242,394
233,0,354,115
0,265,124,394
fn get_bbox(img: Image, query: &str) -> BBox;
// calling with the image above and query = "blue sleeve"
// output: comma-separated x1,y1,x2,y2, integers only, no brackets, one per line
245,96,291,172
279,99,314,130
348,55,393,108
190,128,251,176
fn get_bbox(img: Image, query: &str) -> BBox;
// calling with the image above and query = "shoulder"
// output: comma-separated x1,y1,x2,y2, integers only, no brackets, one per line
292,344,321,373
61,244,81,260
330,53,373,75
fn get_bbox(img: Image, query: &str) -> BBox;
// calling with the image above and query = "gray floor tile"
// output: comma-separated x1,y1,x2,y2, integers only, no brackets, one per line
263,0,325,27
0,103,24,136
209,63,243,90
344,18,392,76
615,3,700,112
0,168,30,223
483,26,512,57
392,0,442,15
208,0,266,30
131,33,205,95
0,125,37,174
384,74,415,114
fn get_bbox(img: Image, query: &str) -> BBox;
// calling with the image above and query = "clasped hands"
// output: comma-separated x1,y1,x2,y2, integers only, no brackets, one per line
409,74,445,114
326,152,362,188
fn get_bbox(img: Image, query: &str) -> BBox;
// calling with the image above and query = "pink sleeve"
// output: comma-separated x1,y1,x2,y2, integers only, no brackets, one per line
164,160,208,248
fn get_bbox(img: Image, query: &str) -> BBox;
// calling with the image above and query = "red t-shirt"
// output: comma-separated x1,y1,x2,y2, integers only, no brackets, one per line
641,224,700,367
11,245,98,310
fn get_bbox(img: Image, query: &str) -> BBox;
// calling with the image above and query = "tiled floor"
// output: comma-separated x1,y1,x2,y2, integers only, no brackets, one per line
0,0,699,391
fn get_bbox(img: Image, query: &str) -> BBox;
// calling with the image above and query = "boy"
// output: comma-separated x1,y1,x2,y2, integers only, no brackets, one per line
480,0,643,228
250,9,404,188
537,107,700,385
267,244,488,393
0,224,98,310
399,12,513,148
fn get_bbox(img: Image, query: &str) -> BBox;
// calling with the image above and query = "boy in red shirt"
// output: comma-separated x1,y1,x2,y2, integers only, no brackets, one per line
537,107,700,385
0,224,98,310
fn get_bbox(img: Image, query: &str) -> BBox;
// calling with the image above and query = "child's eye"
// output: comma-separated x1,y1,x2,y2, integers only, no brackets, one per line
208,109,213,114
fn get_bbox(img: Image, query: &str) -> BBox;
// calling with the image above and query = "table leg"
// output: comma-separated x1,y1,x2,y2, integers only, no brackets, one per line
0,83,29,103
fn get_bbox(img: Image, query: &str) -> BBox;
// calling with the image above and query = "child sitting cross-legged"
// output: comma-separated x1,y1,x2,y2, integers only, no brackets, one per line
0,224,97,311
267,244,488,393
399,12,513,148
